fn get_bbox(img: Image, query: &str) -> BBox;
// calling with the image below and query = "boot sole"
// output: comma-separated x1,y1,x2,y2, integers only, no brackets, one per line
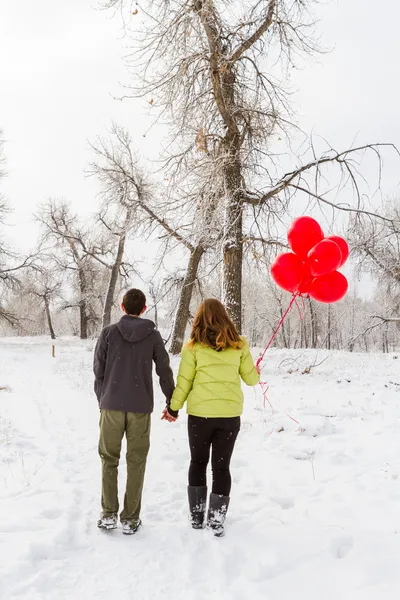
97,523,117,531
207,524,225,537
213,529,225,538
122,521,142,535
122,528,140,535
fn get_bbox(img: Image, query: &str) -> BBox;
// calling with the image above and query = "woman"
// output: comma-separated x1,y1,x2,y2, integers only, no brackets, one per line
162,298,260,537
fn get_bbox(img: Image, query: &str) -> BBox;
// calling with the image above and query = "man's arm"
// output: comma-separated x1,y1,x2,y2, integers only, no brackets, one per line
153,331,175,403
93,328,108,403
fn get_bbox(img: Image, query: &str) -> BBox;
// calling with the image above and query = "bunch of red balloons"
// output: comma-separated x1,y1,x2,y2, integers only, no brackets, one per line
271,216,349,303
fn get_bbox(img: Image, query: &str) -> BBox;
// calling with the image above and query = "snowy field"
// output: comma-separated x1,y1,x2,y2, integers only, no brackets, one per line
1,338,400,599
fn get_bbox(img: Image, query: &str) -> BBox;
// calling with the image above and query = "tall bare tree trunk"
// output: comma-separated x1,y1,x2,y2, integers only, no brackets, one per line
170,245,204,355
222,151,243,330
79,299,88,339
102,233,126,329
223,203,243,331
44,295,56,340
326,304,331,350
349,294,356,352
153,300,158,330
382,325,389,353
195,5,245,330
148,284,159,328
302,317,309,348
277,300,289,348
308,298,318,348
79,268,89,340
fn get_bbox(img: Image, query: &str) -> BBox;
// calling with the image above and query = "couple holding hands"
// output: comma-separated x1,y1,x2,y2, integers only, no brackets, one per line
94,289,260,537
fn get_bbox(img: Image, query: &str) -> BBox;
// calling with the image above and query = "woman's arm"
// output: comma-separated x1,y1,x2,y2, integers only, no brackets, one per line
169,345,196,412
239,341,260,386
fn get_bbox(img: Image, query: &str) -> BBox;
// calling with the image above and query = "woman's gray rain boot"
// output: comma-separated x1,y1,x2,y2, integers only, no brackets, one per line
188,486,208,529
207,493,230,537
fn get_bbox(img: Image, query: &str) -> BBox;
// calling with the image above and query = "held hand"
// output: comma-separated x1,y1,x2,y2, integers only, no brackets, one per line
161,407,178,423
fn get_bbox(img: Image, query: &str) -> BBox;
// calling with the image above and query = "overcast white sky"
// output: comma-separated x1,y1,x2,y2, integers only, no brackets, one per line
1,0,400,260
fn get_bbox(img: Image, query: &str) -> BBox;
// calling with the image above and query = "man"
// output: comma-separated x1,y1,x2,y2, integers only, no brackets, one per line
93,288,175,534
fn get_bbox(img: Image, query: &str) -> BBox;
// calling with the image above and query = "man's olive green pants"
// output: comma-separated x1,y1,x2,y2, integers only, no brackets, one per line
99,409,151,524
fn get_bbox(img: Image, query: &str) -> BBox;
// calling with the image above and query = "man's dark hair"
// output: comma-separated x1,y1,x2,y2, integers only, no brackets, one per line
122,289,146,316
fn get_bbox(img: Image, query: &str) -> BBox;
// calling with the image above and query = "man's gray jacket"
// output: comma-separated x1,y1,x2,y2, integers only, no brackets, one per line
93,316,175,413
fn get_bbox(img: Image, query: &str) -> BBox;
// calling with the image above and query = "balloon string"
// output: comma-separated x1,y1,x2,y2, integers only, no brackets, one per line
259,381,273,414
256,293,298,369
256,294,303,425
294,295,304,320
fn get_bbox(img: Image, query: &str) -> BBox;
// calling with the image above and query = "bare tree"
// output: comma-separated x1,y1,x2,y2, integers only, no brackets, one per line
102,1,396,336
36,200,108,339
89,124,222,352
348,200,400,342
148,281,161,329
0,132,43,326
24,268,62,339
350,200,400,289
89,125,148,327
169,186,224,353
0,132,18,321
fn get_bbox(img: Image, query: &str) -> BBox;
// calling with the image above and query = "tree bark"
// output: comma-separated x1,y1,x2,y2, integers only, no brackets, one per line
102,233,126,328
222,204,243,331
170,245,204,355
222,148,243,331
80,299,88,339
326,304,331,350
277,300,289,348
302,317,309,348
78,267,89,340
196,4,244,331
349,297,356,352
153,299,158,329
44,295,56,340
308,298,318,348
64,237,90,340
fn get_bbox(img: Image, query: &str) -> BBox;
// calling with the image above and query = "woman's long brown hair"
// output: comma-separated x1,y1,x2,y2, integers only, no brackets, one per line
188,298,244,351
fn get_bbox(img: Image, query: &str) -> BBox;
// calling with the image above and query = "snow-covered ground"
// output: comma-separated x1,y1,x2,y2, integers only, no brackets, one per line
1,337,400,599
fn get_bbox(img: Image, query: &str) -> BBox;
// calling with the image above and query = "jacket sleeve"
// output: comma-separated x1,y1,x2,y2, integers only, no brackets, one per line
93,328,108,402
239,340,260,387
169,345,196,412
153,331,175,402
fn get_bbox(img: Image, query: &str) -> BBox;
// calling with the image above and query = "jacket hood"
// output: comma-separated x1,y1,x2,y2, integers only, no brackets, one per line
116,315,156,343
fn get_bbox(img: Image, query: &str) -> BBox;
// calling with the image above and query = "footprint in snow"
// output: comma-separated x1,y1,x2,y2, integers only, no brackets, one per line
330,535,354,559
269,496,295,510
41,507,64,520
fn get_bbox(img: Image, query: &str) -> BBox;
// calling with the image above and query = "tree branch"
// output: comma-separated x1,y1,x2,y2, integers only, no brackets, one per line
195,0,239,134
230,0,276,62
243,236,288,249
371,315,400,323
289,184,393,223
244,143,397,224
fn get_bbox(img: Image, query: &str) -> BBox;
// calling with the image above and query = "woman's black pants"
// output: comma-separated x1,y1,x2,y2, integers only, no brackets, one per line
188,415,241,497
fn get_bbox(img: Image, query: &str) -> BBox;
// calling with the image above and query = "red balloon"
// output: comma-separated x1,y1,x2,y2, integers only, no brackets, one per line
298,261,314,294
287,217,324,260
271,253,306,293
309,271,348,303
307,239,342,277
326,235,349,267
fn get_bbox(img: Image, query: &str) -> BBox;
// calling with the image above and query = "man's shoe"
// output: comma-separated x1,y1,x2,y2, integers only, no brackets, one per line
97,514,118,531
121,519,142,535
